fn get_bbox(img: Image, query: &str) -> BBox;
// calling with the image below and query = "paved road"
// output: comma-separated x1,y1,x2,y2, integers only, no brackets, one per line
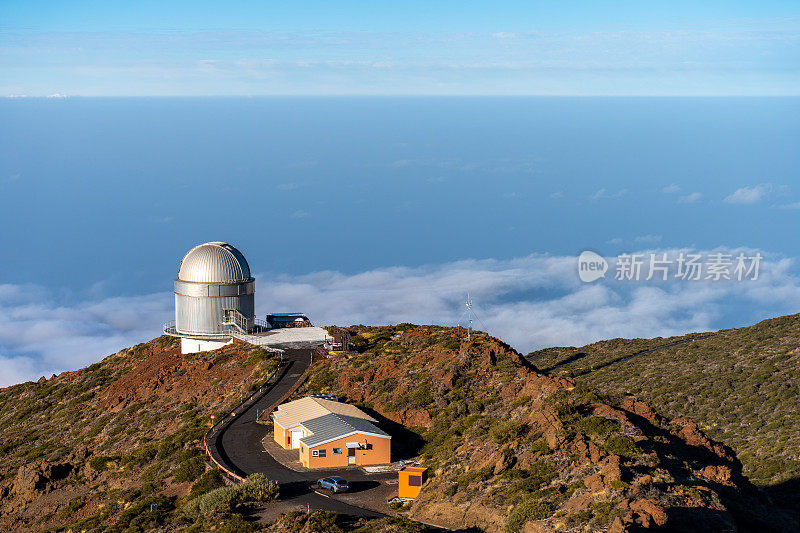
208,348,388,518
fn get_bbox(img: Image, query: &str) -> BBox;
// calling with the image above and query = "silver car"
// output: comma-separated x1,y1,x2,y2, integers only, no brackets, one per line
317,476,349,493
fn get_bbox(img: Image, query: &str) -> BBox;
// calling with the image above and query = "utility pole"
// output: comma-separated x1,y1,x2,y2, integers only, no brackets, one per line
466,293,472,341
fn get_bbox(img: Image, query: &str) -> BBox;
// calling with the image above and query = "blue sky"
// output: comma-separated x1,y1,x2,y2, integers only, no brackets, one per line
2,1,799,95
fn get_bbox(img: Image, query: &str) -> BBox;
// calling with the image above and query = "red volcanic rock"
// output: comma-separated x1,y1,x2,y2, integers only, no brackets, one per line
630,498,668,527
673,418,736,462
620,396,661,424
701,464,734,486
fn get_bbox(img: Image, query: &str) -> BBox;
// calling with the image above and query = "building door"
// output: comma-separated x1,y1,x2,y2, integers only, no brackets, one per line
291,429,303,450
348,447,356,465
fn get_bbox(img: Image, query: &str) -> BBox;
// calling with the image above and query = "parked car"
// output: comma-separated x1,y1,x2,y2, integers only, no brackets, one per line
317,476,349,493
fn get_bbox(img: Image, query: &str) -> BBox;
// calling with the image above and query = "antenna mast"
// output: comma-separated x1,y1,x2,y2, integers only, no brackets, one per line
466,293,472,341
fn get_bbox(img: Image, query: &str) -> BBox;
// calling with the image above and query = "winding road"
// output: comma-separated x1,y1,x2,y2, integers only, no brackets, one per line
205,348,389,518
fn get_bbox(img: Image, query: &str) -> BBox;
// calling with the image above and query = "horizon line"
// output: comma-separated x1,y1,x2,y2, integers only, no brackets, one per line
5,94,800,99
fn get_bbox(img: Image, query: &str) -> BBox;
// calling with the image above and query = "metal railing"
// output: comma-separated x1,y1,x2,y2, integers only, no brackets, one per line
221,309,251,333
203,348,286,484
163,316,271,339
162,320,233,340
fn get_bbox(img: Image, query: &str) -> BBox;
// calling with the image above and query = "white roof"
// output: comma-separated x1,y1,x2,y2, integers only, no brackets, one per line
177,242,251,283
272,397,377,430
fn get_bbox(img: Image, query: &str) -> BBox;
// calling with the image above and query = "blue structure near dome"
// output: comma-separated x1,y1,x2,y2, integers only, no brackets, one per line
266,313,311,328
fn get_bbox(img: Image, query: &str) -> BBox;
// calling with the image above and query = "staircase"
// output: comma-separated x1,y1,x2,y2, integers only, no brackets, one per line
221,309,251,333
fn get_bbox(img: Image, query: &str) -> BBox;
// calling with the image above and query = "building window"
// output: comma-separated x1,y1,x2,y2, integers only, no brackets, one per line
318,449,327,457
409,475,422,487
312,450,319,457
332,447,342,455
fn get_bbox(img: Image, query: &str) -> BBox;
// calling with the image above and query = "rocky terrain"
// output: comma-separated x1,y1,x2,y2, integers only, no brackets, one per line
0,322,797,532
0,336,281,531
303,324,798,532
528,313,800,521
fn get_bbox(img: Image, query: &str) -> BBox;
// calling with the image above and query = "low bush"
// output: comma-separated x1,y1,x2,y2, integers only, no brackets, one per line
88,455,119,472
529,439,550,454
602,435,640,458
182,473,278,518
505,497,552,533
189,469,226,499
174,453,205,483
489,420,527,444
216,513,260,533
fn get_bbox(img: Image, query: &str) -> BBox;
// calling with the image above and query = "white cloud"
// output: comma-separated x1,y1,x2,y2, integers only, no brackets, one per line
549,191,564,199
678,192,703,203
724,184,771,204
778,202,800,210
291,210,310,218
256,249,797,355
0,286,171,387
662,184,681,194
1,249,796,387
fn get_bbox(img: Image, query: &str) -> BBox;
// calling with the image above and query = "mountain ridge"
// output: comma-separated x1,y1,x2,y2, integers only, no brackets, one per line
0,321,796,531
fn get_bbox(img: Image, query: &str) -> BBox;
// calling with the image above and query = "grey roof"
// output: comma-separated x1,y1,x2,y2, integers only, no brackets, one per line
178,242,251,283
298,413,390,448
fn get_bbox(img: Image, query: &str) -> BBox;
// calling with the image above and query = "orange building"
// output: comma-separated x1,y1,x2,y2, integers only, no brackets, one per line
271,396,391,468
398,466,428,499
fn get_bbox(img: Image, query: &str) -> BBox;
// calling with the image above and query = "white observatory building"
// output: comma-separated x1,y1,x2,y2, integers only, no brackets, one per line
164,241,258,354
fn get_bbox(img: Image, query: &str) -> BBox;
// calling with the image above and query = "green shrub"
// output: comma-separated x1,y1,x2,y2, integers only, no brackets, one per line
216,513,260,533
88,455,119,471
590,500,621,525
505,497,552,533
182,473,278,518
490,419,527,444
108,494,173,532
529,439,550,454
125,444,157,468
352,516,426,533
235,473,279,502
602,435,640,458
506,461,558,496
59,500,85,518
183,485,239,518
189,470,226,499
573,416,620,440
174,454,205,483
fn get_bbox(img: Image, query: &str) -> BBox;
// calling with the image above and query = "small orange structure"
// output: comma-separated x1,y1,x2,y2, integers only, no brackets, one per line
398,466,428,499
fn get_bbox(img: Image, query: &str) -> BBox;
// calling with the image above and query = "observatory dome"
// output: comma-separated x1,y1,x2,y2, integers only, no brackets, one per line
177,242,252,283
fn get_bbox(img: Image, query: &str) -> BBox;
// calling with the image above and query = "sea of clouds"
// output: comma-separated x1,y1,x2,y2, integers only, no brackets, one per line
1,248,799,387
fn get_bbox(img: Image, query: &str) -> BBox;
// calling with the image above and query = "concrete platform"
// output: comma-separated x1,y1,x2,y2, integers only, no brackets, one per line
237,326,330,348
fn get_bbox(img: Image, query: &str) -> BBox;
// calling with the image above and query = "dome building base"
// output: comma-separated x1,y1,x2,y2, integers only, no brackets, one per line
181,337,233,355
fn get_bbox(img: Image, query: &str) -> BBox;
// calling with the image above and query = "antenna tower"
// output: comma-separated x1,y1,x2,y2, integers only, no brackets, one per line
466,293,472,341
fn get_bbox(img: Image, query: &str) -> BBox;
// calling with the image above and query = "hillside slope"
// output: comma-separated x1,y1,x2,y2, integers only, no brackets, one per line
0,336,280,531
302,324,796,532
528,314,800,488
1,324,796,532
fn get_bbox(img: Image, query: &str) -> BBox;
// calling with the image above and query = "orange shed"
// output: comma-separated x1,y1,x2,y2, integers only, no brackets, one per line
398,466,428,499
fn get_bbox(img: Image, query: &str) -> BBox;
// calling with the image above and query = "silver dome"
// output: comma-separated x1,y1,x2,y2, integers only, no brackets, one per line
177,242,252,283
